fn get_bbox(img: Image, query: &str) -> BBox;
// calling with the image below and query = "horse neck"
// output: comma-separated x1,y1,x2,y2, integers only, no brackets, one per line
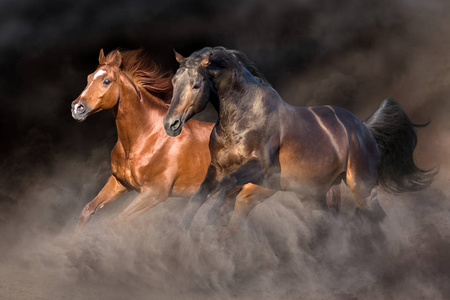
212,68,270,126
114,73,167,153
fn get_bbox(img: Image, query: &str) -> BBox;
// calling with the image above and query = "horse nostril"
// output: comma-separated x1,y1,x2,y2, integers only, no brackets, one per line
74,103,85,113
170,120,180,131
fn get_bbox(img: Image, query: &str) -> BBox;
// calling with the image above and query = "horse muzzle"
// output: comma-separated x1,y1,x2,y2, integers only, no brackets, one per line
71,101,89,122
163,116,183,137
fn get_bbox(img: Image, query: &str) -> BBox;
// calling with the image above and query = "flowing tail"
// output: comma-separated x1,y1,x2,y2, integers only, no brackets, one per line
364,97,437,193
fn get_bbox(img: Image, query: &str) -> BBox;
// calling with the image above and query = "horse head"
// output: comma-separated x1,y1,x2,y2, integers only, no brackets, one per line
163,49,214,137
71,49,122,121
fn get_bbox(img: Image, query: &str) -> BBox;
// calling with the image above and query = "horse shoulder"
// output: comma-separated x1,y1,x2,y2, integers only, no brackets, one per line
109,141,134,186
110,142,126,167
185,119,215,142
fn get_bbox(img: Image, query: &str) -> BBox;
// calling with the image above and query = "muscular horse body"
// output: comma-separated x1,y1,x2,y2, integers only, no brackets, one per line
71,49,273,238
163,47,435,229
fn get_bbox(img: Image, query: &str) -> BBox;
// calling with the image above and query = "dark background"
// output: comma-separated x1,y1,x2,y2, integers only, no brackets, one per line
0,0,449,299
1,0,447,196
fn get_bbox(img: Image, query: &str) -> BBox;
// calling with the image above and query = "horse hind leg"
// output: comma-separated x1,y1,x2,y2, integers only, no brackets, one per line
292,182,341,216
326,184,341,214
297,189,329,212
346,168,386,223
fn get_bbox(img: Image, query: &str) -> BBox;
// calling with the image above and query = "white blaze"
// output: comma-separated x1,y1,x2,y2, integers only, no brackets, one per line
80,70,107,97
93,69,107,80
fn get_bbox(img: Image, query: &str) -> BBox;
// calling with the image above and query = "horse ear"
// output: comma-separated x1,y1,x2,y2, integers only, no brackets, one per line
99,49,106,64
173,49,185,63
108,50,122,67
200,53,211,67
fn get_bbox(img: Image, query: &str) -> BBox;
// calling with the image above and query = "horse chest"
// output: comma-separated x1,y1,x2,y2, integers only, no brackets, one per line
111,148,145,189
213,139,250,174
111,159,138,187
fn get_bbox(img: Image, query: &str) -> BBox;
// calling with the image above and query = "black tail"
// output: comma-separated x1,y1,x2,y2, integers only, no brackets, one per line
364,98,437,193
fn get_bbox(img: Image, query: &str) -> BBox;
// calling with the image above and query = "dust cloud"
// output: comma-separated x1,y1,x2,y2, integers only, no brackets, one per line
1,167,449,299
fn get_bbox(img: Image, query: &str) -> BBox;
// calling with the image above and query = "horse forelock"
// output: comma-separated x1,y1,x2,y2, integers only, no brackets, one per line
181,47,213,69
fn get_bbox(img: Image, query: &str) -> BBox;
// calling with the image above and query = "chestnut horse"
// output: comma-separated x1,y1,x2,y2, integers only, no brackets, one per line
163,47,436,229
71,49,274,237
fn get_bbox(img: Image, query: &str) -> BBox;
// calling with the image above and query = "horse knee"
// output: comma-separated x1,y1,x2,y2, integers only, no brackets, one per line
236,185,254,204
81,203,98,219
235,188,261,216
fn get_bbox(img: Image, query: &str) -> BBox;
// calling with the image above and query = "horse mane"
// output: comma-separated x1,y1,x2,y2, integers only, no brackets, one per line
105,49,173,103
226,48,272,87
192,47,271,87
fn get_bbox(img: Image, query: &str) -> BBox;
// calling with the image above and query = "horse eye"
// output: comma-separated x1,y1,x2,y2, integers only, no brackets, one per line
103,79,111,86
192,83,200,89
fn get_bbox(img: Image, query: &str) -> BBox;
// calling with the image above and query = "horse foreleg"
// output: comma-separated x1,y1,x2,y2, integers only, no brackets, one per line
182,164,219,230
226,184,277,231
73,175,127,239
113,188,169,224
206,159,264,226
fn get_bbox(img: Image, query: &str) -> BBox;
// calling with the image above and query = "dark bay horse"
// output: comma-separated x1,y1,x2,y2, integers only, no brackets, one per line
71,49,274,237
163,46,436,229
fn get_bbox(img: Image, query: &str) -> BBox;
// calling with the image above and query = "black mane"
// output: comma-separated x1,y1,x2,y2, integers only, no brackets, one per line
185,47,272,87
